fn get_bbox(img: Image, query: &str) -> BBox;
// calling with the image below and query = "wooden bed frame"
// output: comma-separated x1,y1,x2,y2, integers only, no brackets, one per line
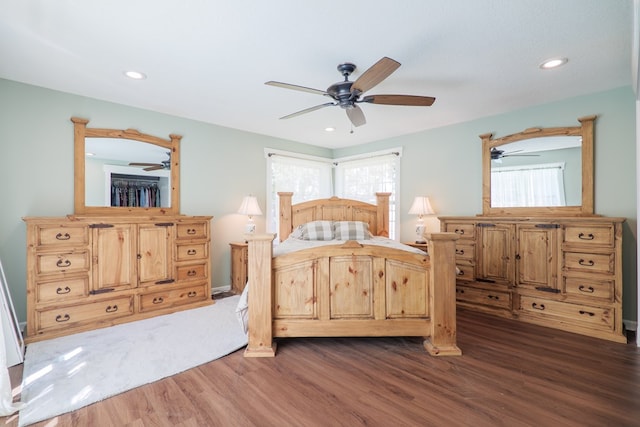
244,192,461,357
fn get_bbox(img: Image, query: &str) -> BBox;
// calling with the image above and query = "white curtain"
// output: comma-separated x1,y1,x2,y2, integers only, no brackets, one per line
491,162,566,207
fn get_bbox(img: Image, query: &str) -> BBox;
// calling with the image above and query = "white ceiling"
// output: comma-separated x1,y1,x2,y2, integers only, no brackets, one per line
0,1,633,149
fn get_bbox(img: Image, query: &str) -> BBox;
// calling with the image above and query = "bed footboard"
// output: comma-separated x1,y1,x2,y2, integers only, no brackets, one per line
244,233,461,358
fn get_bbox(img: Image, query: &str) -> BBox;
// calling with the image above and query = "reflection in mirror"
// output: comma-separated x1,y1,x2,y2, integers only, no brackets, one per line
490,136,582,208
85,138,171,208
481,115,595,216
72,117,181,215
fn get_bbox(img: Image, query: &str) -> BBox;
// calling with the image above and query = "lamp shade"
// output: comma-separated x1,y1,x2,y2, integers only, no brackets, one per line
237,196,262,217
408,196,435,217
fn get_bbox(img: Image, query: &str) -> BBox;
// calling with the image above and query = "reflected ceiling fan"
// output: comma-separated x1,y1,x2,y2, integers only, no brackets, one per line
265,57,435,127
129,151,171,171
491,148,539,162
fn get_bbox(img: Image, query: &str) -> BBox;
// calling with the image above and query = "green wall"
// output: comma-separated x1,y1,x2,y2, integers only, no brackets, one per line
1,79,636,326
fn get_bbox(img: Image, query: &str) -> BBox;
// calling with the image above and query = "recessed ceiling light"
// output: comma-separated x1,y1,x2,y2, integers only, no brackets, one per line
539,57,568,70
325,127,335,132
124,70,147,80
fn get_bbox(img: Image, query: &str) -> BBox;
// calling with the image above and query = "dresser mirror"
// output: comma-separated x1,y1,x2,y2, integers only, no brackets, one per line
480,115,595,216
72,117,181,215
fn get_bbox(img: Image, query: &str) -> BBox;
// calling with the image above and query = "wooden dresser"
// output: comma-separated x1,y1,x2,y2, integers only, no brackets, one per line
439,216,626,343
23,215,213,343
229,242,248,294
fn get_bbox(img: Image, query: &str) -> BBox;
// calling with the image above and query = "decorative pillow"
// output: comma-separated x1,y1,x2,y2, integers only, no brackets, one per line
298,220,335,240
333,221,372,240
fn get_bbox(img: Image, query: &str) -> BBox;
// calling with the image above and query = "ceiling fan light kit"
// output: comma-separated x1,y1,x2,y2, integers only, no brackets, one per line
265,57,436,128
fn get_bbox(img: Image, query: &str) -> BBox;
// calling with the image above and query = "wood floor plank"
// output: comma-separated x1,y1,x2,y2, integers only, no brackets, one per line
3,307,639,427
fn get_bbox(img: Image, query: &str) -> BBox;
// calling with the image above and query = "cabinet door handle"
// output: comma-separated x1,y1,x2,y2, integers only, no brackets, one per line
152,297,164,304
578,259,595,267
187,291,197,297
56,259,71,268
578,232,595,240
105,305,118,313
187,249,197,255
55,232,71,240
531,302,545,311
56,286,71,294
579,310,595,317
55,314,70,322
578,285,595,293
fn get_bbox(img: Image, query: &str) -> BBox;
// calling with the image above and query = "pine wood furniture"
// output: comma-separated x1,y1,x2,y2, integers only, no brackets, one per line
243,192,461,358
23,215,213,343
440,115,627,343
229,242,248,294
439,216,625,342
403,242,428,252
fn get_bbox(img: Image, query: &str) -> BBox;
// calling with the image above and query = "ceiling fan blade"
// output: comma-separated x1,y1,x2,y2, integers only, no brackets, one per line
143,165,164,171
280,102,336,120
346,105,366,127
361,94,436,106
265,81,328,96
351,57,401,94
129,162,160,166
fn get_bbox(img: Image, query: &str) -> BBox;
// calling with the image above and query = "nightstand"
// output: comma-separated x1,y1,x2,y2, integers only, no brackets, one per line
229,242,248,294
403,242,428,253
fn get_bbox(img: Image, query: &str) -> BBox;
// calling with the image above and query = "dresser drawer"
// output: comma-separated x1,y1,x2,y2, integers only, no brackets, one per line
139,283,209,313
455,242,475,260
36,276,89,303
175,262,209,282
33,224,90,248
564,225,614,247
564,276,613,301
519,296,615,332
176,222,208,240
36,251,91,275
36,295,133,332
443,222,475,240
456,285,511,310
176,242,209,261
564,252,614,275
455,262,475,282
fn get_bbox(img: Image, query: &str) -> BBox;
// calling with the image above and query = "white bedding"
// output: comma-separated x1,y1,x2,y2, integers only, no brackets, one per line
235,236,427,333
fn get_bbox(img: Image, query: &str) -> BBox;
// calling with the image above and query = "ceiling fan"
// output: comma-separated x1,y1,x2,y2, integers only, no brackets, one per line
491,148,539,162
129,151,171,171
265,57,435,127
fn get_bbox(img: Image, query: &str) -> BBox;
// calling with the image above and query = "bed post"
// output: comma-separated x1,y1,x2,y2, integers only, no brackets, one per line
423,232,462,356
244,233,277,357
374,192,391,237
278,192,294,242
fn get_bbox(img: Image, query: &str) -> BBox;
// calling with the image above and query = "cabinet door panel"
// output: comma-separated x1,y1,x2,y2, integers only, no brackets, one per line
517,225,558,290
93,225,137,291
478,223,514,283
138,223,173,285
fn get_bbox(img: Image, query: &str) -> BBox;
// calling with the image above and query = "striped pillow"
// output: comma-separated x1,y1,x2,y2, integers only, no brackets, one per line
298,220,335,240
333,221,371,240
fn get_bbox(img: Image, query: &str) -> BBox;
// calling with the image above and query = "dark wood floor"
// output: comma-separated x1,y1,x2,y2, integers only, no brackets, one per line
3,307,639,427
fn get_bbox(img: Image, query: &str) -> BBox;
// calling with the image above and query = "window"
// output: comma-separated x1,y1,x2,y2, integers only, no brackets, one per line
266,148,401,240
491,162,566,207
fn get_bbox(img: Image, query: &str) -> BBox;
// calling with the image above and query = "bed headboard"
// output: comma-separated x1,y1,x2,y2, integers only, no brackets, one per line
278,192,390,242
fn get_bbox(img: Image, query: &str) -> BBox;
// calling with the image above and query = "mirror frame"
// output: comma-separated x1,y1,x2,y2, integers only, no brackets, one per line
72,117,181,215
480,115,596,216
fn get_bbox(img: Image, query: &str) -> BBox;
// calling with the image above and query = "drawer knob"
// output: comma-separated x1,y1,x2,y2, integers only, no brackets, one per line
187,270,197,276
456,289,465,294
454,229,465,235
187,228,196,235
578,285,595,293
455,249,464,255
578,232,595,240
531,302,545,311
55,314,70,322
105,305,118,313
56,259,71,268
55,233,71,240
56,286,71,294
578,259,595,267
187,291,197,297
488,295,500,300
579,310,595,317
187,249,197,255
153,297,164,304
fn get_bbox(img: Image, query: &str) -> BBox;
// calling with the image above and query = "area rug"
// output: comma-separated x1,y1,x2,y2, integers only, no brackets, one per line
18,295,247,426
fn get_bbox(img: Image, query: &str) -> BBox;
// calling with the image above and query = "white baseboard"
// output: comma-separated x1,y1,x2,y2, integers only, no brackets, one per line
623,319,637,332
212,285,232,295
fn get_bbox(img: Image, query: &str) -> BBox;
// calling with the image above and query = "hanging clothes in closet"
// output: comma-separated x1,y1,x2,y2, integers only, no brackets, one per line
110,174,161,207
